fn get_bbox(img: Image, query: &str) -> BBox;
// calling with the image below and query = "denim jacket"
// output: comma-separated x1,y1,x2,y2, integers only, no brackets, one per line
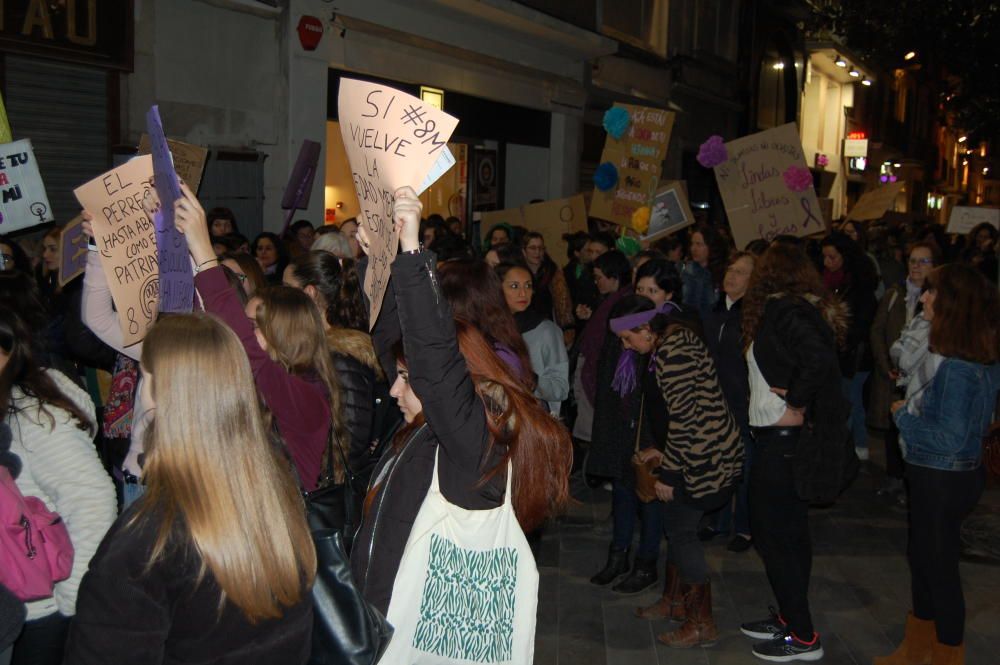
895,358,1000,471
682,261,718,321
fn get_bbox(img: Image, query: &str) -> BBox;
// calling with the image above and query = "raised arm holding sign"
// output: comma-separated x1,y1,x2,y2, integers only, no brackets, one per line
337,78,459,327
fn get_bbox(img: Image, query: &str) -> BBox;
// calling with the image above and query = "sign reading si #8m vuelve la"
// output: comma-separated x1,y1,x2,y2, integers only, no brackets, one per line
338,78,458,328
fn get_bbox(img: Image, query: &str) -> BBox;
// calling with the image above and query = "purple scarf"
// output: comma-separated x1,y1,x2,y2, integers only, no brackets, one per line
579,286,630,404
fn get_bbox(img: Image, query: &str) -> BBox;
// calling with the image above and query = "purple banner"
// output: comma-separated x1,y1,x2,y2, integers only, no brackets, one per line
146,105,193,313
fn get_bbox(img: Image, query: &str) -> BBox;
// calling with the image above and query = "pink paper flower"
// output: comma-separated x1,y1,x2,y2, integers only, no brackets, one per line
816,154,829,167
696,135,728,168
783,165,814,192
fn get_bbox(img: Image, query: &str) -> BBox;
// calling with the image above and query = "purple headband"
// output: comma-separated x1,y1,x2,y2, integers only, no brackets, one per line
609,301,676,334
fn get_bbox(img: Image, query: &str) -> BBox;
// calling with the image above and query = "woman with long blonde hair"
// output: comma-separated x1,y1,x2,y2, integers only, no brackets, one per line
64,314,316,665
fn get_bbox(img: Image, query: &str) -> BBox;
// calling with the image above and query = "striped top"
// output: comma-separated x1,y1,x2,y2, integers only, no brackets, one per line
653,326,743,499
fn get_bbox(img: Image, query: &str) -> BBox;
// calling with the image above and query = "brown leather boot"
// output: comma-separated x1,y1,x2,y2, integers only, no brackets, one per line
657,582,718,648
635,562,684,620
873,613,935,665
929,642,963,665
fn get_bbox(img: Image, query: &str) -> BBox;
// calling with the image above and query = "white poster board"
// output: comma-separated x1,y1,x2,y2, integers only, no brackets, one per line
0,139,54,233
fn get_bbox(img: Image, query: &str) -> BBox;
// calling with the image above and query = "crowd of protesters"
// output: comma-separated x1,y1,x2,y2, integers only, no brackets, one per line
0,180,997,665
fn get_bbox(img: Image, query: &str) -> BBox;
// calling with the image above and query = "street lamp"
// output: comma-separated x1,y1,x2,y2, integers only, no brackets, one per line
848,69,860,78
834,57,847,68
904,51,916,61
861,78,872,86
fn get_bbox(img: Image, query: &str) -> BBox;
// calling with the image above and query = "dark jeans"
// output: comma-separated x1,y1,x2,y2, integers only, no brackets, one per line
906,463,985,646
749,430,814,637
661,500,707,583
611,479,663,560
11,613,69,665
711,436,753,536
884,421,904,479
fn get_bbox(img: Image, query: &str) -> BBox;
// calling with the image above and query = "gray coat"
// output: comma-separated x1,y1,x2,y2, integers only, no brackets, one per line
868,283,909,429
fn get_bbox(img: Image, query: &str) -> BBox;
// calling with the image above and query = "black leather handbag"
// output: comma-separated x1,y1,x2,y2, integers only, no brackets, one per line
308,529,392,665
303,429,361,547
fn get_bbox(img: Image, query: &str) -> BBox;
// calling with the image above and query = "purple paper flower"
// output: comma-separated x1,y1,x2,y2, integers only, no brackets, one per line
603,106,631,140
594,162,619,191
696,135,728,168
816,154,829,167
783,165,814,192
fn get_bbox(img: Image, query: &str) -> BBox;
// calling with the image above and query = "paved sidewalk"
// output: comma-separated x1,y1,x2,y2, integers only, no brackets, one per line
533,464,1000,665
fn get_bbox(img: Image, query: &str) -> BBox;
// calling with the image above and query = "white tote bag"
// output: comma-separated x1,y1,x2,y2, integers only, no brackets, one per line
381,451,538,664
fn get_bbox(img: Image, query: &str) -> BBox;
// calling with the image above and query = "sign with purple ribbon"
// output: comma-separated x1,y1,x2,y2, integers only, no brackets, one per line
709,123,822,251
145,105,193,313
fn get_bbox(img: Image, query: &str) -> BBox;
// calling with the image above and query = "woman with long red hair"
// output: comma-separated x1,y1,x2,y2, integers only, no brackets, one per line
350,188,572,659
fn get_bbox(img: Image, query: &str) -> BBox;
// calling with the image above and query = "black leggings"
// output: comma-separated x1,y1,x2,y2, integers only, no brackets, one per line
906,463,984,646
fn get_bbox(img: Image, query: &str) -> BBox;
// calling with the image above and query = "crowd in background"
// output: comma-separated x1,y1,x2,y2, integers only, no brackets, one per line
0,192,998,665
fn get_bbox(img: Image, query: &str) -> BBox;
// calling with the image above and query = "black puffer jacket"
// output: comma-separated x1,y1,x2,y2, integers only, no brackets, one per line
352,252,506,616
327,328,399,474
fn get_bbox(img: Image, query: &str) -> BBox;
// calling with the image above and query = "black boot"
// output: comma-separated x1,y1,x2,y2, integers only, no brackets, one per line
590,545,630,586
613,557,658,594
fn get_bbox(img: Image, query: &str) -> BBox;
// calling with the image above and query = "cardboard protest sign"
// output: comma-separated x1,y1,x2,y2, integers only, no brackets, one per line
845,181,905,222
480,207,523,233
0,139,53,233
0,91,11,144
146,106,193,313
712,123,824,250
138,134,208,194
947,206,999,234
640,181,696,244
520,195,588,259
338,78,459,327
590,103,674,229
58,215,88,286
74,156,159,346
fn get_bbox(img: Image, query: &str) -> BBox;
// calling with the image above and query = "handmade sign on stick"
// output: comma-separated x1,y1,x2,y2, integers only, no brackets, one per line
58,215,88,286
137,134,208,194
338,78,459,327
709,123,823,250
844,181,905,222
74,156,159,346
590,103,674,229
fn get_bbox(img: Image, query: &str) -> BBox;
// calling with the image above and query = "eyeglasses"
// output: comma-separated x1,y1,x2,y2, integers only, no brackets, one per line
908,258,933,266
0,253,14,270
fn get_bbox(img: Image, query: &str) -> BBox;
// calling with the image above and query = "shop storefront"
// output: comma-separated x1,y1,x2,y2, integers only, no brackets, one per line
0,0,133,223
799,43,876,221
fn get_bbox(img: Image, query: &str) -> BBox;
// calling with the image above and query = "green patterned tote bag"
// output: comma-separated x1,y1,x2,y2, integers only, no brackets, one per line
381,451,538,663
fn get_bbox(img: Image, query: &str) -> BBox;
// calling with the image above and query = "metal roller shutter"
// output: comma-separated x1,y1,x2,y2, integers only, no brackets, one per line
3,55,108,224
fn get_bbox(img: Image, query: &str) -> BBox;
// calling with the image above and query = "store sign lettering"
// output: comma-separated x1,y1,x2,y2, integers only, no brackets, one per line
0,0,132,70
